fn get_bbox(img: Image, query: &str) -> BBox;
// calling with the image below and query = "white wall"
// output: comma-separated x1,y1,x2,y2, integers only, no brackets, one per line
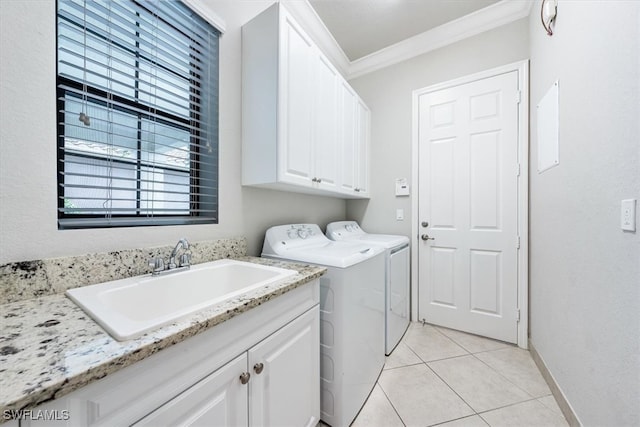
0,0,346,264
528,1,640,425
347,18,529,237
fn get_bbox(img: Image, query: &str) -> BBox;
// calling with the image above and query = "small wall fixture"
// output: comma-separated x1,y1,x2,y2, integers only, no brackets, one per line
541,0,558,36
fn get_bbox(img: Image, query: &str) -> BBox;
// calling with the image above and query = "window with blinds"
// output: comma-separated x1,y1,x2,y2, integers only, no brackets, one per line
57,0,219,229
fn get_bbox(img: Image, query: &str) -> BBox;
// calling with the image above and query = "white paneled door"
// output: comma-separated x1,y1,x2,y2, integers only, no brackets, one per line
417,71,520,343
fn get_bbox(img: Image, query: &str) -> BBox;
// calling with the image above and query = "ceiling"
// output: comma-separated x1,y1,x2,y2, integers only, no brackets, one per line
308,0,501,61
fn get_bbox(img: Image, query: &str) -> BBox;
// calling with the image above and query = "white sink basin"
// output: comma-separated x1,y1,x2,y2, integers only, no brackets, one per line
66,259,297,341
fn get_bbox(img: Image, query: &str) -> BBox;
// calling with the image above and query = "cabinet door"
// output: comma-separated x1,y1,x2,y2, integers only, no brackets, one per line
355,99,371,196
278,10,315,187
133,354,249,427
339,81,358,194
313,55,339,191
248,307,320,427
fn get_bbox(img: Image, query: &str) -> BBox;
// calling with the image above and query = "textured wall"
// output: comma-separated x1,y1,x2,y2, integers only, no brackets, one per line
527,1,640,425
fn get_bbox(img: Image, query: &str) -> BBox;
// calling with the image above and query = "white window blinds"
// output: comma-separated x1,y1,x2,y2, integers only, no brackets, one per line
57,0,219,229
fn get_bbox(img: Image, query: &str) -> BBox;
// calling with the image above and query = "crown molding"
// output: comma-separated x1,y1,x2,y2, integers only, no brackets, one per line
182,0,227,33
349,0,533,79
281,0,351,78
284,0,533,81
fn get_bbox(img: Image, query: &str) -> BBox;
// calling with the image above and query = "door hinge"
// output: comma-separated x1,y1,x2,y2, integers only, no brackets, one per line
516,90,522,104
516,236,521,249
517,163,521,177
516,309,521,322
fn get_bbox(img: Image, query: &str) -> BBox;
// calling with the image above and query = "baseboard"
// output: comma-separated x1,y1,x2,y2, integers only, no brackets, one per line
529,339,582,426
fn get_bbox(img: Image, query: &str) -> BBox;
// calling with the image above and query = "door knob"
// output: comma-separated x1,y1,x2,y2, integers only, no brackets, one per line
253,363,264,374
421,234,435,241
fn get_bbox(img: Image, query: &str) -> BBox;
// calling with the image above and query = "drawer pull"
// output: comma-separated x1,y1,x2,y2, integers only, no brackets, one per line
239,372,251,385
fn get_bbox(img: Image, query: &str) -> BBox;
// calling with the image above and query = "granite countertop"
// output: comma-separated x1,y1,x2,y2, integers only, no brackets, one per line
0,256,326,416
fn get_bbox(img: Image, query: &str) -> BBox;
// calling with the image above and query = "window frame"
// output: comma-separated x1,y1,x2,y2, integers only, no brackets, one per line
56,0,219,229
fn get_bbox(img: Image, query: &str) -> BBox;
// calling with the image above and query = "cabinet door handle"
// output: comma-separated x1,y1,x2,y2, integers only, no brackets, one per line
239,372,251,385
253,363,264,374
312,177,318,182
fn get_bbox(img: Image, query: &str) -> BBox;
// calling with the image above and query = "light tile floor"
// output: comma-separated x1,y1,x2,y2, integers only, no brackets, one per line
346,322,569,427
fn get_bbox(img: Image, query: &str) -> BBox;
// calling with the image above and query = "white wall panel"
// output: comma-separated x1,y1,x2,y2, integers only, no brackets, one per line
528,1,640,425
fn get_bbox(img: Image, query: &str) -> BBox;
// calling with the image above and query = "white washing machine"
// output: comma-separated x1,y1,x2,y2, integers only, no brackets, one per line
326,221,410,355
262,224,385,427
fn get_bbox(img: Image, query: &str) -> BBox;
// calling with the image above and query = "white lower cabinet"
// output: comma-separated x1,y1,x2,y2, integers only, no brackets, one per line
135,308,320,427
248,307,319,427
133,353,248,427
23,280,320,427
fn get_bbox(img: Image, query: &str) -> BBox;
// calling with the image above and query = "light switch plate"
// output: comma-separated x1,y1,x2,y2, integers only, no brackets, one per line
621,199,636,231
396,209,404,221
395,178,410,196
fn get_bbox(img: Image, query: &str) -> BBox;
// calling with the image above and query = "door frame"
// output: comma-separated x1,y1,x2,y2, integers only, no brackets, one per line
410,60,530,349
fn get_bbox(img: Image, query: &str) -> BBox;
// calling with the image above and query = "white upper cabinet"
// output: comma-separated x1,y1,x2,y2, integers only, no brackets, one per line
313,54,340,192
278,11,315,187
355,99,371,197
339,81,357,194
242,3,369,199
338,82,370,197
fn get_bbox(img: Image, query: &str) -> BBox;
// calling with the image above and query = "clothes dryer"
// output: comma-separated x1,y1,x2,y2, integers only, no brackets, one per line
326,221,410,355
262,224,385,427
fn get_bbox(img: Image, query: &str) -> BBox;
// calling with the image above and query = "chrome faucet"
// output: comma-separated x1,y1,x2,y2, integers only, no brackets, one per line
169,238,191,269
148,238,192,276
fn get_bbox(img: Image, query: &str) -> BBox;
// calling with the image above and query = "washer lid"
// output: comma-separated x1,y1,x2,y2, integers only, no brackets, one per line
339,233,410,249
262,223,385,268
326,221,409,249
263,240,384,268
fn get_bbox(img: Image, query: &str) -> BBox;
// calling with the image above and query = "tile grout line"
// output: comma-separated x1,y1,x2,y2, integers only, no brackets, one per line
431,325,478,354
430,324,555,415
426,414,488,427
404,324,485,421
378,323,568,427
422,328,546,421
383,361,424,371
469,351,539,400
433,324,515,356
422,359,481,420
375,380,408,427
476,396,545,414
